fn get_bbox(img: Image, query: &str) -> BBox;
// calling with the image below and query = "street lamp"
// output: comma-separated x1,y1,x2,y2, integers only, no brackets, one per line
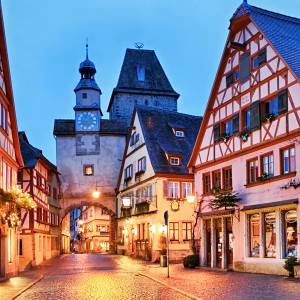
92,190,101,199
122,196,131,208
187,194,196,204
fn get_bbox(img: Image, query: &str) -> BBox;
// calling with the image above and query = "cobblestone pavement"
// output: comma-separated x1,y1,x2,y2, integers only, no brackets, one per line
11,254,190,300
2,254,300,300
143,264,300,300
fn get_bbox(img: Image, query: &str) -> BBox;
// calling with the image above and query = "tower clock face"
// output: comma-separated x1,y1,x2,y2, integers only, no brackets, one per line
77,112,98,131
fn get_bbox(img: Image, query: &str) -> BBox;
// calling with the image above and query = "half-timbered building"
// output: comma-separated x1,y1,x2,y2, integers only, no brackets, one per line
117,107,201,262
189,2,300,275
0,4,24,279
18,132,61,270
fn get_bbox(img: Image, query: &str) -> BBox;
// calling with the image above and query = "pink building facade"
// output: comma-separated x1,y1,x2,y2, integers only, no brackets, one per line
189,3,300,275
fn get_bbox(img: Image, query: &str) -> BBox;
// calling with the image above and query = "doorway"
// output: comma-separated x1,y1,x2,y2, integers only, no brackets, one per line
226,217,233,269
215,219,223,268
205,219,211,267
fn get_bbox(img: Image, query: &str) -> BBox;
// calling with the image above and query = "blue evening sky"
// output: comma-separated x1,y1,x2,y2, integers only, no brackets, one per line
2,0,299,163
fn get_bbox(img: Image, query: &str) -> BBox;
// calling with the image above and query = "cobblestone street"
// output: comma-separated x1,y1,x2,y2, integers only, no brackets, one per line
1,254,300,300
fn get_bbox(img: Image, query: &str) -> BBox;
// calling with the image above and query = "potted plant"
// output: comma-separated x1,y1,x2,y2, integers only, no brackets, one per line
256,173,269,182
283,256,299,278
183,254,200,268
220,133,230,143
238,130,250,142
262,113,276,123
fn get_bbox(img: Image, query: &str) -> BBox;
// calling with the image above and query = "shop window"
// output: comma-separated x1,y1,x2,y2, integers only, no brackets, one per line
223,167,232,190
261,153,274,177
264,212,276,258
182,222,192,241
83,164,94,176
249,214,260,257
203,173,211,195
169,222,179,241
212,170,221,190
285,210,297,257
247,158,258,184
281,146,296,175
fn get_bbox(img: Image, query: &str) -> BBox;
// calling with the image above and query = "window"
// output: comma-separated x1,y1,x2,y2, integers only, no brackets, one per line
175,130,185,137
249,214,260,257
243,101,260,131
52,187,58,200
8,228,13,262
226,70,240,88
137,157,146,173
17,170,23,185
130,132,136,146
284,210,297,257
262,154,274,177
169,222,179,241
214,123,221,142
170,157,180,166
18,239,23,256
124,164,133,180
83,165,94,176
82,93,87,99
247,158,258,183
0,104,8,131
223,168,232,190
212,170,221,190
135,133,140,144
252,48,267,69
264,212,276,258
265,97,279,116
225,119,233,136
168,182,180,199
182,222,192,241
181,182,192,199
137,65,145,81
281,147,296,174
203,173,211,195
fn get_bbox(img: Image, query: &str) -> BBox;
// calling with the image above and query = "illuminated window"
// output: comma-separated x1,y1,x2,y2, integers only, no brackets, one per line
249,214,260,257
170,157,180,165
285,210,297,257
281,147,296,175
83,165,94,176
181,182,192,199
247,158,258,184
264,212,276,258
168,182,180,199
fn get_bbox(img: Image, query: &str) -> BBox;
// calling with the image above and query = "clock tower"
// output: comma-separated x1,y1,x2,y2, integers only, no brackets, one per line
74,45,102,132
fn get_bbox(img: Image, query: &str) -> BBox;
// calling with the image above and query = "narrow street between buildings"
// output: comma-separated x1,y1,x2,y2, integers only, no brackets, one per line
1,254,300,300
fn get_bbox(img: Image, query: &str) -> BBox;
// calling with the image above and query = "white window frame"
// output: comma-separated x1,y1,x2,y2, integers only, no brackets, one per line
182,182,192,199
175,130,185,137
168,182,180,199
170,157,180,165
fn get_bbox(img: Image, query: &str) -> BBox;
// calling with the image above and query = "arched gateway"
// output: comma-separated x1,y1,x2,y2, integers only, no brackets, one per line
53,49,128,254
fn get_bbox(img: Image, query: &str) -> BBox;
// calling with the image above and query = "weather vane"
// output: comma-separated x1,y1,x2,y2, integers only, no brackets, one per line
86,38,89,59
134,42,144,49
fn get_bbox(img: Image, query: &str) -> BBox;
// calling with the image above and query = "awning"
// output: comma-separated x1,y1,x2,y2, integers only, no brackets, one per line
241,199,298,211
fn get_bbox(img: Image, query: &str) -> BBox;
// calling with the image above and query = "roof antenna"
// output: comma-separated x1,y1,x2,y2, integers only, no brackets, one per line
134,42,144,50
85,38,89,59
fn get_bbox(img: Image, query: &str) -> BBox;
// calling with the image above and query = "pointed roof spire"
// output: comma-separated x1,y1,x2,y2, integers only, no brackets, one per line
86,38,89,59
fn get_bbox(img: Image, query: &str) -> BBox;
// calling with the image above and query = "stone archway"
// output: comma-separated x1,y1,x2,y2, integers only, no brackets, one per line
60,196,117,253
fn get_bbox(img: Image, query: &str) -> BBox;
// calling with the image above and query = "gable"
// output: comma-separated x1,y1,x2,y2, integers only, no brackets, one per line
189,16,300,168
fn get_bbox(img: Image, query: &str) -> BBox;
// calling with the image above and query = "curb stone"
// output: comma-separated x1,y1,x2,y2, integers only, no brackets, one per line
11,275,44,300
138,272,203,300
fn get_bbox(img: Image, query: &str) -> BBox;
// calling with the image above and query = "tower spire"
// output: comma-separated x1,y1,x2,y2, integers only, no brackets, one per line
86,38,89,59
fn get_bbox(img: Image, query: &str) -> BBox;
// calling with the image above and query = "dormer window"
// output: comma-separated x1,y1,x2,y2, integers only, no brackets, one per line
170,157,180,166
175,130,185,138
137,65,145,81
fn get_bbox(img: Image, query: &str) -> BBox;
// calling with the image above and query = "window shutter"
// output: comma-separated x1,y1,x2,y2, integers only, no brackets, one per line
213,123,220,142
163,181,169,198
239,53,250,83
250,101,261,131
278,89,288,114
232,114,239,134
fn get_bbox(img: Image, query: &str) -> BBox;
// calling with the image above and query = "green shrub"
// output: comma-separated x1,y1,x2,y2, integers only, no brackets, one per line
183,255,199,268
283,256,299,277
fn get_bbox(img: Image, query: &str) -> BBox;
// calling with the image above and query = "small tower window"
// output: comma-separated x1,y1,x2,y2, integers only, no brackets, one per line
82,93,87,99
137,65,145,81
83,164,94,176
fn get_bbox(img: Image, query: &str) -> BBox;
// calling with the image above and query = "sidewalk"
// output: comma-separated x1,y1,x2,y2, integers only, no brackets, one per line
139,263,300,300
0,269,43,300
